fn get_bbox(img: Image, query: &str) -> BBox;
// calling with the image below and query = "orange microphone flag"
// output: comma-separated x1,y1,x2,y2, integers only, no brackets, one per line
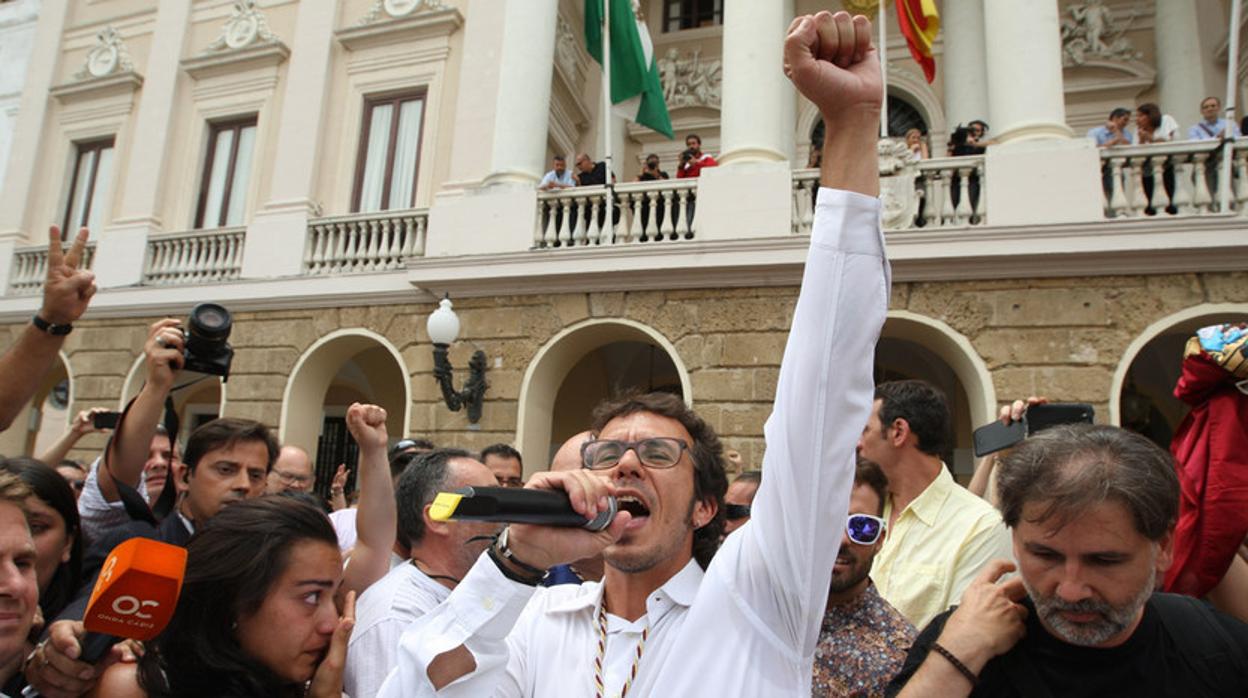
896,0,940,83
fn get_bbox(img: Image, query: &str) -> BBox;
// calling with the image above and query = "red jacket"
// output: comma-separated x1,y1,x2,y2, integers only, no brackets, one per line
676,153,718,178
1163,352,1248,597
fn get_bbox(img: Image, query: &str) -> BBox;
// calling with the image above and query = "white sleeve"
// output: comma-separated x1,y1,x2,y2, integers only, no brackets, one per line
376,553,536,698
724,188,890,656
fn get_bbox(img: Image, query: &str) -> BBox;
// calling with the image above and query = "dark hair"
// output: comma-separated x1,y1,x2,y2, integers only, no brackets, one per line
480,443,522,467
853,458,889,517
138,497,338,698
1109,107,1131,120
645,153,659,162
685,133,701,144
182,418,278,474
0,457,81,620
389,438,435,462
389,450,422,481
590,392,727,569
1137,103,1162,129
553,154,566,162
57,459,85,472
874,380,951,456
997,424,1179,541
968,119,989,131
396,448,471,547
732,470,762,486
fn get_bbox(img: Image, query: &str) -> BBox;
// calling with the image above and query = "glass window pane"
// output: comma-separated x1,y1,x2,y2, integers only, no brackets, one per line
202,129,234,228
86,146,114,234
386,99,424,210
358,104,393,213
65,150,94,231
224,125,256,227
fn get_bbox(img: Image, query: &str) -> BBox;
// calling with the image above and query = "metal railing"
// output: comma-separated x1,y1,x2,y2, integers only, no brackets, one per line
534,180,698,248
304,208,428,275
7,243,96,295
143,228,245,285
792,154,986,234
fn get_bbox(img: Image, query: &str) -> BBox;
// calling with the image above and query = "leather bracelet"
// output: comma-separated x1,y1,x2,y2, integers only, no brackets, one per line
31,314,72,336
931,642,978,687
494,526,547,578
487,545,543,586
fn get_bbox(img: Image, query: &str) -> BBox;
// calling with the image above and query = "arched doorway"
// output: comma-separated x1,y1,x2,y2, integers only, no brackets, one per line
876,312,997,480
120,356,227,443
281,329,411,496
0,352,74,458
1111,303,1248,450
516,319,691,475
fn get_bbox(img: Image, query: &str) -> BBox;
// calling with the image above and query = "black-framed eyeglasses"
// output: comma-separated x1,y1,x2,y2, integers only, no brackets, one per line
725,504,751,521
846,514,886,546
580,437,690,470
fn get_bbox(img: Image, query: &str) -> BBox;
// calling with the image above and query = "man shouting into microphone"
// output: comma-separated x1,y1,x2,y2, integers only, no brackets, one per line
378,10,890,697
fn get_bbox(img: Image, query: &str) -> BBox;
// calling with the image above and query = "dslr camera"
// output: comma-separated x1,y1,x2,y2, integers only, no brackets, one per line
680,148,695,163
182,303,234,381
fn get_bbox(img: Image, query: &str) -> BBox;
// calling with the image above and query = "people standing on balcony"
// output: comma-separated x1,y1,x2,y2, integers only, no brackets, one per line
636,154,669,181
904,128,930,161
1088,108,1134,148
537,155,575,191
1188,97,1240,141
1134,103,1179,144
573,153,612,186
675,134,717,178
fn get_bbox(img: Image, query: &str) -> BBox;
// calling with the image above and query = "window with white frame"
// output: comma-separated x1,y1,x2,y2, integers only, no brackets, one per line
195,118,258,228
352,92,426,213
62,138,115,235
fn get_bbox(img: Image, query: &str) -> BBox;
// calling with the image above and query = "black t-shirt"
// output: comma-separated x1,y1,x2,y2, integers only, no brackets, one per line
887,594,1248,698
578,161,609,186
639,169,669,181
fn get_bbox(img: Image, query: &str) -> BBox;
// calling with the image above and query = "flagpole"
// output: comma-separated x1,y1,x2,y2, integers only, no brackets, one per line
602,0,613,186
879,2,888,138
1220,0,1242,212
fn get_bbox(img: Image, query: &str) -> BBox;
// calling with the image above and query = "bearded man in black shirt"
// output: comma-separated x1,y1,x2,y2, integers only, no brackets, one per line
888,424,1248,698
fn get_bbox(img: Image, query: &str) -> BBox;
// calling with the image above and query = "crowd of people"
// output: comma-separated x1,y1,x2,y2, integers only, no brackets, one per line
0,11,1244,698
539,133,719,194
1088,96,1241,147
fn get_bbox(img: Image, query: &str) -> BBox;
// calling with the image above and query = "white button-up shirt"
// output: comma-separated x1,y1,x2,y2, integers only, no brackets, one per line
377,188,890,697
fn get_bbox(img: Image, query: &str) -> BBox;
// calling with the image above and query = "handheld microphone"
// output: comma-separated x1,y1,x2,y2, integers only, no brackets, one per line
80,537,187,662
430,486,617,532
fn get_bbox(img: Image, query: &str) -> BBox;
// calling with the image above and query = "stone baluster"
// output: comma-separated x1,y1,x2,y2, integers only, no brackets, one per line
366,221,382,270
674,189,691,238
331,223,347,272
1125,158,1149,217
954,167,974,225
1190,152,1212,213
1171,158,1196,215
971,162,986,224
413,217,427,256
628,192,645,242
940,173,956,226
305,229,319,271
1149,157,1171,213
558,200,573,246
659,190,676,240
1106,157,1127,218
922,174,939,228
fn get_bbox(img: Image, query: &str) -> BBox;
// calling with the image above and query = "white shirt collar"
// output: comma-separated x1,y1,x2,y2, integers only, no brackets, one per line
545,558,704,616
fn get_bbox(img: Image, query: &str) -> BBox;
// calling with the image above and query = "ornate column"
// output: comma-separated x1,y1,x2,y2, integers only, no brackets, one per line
241,0,338,279
941,0,988,130
482,0,558,185
718,0,794,164
983,0,1072,142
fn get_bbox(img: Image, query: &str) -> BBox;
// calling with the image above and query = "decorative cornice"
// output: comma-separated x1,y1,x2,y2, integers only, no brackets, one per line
336,7,463,52
50,72,144,105
182,41,290,81
73,26,136,80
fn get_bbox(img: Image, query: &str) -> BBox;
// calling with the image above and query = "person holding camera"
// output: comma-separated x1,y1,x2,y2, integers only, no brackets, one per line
675,133,717,178
636,153,669,181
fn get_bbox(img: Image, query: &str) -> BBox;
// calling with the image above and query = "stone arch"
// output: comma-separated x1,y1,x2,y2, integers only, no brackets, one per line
0,351,75,458
877,311,997,476
280,329,411,477
515,319,692,475
1110,303,1248,447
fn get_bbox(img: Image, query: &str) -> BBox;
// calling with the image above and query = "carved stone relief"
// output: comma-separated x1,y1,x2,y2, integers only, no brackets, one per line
75,26,135,80
554,15,583,85
205,0,280,52
357,0,449,26
877,138,920,230
1060,0,1142,66
657,48,721,110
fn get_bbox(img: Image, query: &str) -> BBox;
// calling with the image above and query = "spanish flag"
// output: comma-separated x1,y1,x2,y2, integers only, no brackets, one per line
896,0,939,83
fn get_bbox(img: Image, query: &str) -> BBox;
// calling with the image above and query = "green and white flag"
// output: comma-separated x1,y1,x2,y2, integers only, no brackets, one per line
584,0,674,139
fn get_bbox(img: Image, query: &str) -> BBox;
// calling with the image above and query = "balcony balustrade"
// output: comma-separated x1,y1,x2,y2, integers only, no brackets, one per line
143,228,245,286
534,180,698,249
7,243,96,295
304,208,428,276
1098,140,1241,218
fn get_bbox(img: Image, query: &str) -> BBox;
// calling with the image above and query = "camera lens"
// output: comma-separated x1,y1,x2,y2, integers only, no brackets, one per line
188,303,230,341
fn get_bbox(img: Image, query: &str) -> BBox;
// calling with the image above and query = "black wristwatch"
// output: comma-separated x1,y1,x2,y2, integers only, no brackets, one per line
31,315,73,336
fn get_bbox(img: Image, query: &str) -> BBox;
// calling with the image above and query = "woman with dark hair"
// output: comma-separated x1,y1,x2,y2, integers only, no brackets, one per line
0,457,82,621
93,496,355,698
